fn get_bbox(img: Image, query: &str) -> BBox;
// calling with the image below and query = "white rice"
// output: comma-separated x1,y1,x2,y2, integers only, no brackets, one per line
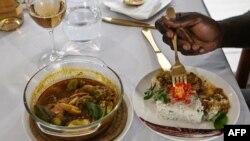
205,108,219,120
156,95,204,123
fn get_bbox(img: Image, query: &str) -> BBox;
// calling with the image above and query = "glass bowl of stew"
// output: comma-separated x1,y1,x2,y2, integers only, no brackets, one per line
23,55,123,140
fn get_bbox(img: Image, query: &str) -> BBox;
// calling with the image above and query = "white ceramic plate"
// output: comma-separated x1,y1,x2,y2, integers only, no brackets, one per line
132,67,240,140
103,0,172,20
22,93,133,141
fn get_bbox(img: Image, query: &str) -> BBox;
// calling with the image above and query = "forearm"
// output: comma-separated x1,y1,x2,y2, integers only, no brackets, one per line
219,11,250,48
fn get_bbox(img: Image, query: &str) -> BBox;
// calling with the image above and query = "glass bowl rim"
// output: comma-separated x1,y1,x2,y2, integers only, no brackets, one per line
23,55,124,131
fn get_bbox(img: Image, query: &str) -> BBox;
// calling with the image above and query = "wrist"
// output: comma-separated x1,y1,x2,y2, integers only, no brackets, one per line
217,20,227,48
217,21,226,48
217,11,250,48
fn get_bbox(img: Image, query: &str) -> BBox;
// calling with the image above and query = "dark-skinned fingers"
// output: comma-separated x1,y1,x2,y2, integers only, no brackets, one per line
176,12,193,18
176,29,193,43
155,19,175,38
176,40,201,55
177,39,191,51
178,40,205,55
155,19,167,34
181,46,207,56
176,47,195,55
180,18,201,28
183,43,191,51
160,16,180,28
177,13,202,28
166,31,174,38
162,35,173,49
199,48,205,54
192,44,201,51
162,36,201,56
180,48,202,56
178,28,194,43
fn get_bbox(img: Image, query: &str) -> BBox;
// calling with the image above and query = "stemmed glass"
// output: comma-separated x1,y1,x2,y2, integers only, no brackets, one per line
25,0,66,68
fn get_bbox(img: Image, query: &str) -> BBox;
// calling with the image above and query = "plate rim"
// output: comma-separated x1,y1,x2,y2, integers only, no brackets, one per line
132,67,240,140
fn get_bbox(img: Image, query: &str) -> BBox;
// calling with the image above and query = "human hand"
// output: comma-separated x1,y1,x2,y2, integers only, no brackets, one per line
155,12,223,55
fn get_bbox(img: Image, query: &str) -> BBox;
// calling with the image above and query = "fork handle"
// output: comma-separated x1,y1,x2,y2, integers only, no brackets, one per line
172,33,181,64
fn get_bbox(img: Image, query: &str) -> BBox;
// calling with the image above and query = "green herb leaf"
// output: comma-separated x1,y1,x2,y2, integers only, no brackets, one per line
144,84,156,100
153,88,167,103
214,114,228,129
86,102,103,120
144,83,168,103
211,111,228,129
144,93,153,100
66,79,79,92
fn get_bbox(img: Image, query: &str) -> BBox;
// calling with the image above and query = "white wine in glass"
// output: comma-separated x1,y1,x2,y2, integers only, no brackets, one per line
26,0,66,68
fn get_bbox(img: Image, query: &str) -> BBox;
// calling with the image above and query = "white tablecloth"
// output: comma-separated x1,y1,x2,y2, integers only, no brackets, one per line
203,0,250,20
0,0,249,141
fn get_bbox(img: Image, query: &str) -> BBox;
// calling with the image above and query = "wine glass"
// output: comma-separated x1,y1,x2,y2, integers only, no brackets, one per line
62,0,102,54
25,0,66,68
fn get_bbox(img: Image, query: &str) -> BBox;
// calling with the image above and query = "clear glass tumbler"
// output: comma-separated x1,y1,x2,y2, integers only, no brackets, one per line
62,0,102,54
0,0,24,31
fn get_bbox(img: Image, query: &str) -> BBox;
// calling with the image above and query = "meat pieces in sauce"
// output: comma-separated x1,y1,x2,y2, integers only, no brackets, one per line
34,78,118,127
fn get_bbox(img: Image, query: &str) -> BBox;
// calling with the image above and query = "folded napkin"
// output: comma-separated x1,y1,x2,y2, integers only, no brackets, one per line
103,0,162,20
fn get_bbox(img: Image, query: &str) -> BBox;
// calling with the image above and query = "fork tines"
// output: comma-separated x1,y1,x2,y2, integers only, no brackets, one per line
172,74,187,87
171,65,187,86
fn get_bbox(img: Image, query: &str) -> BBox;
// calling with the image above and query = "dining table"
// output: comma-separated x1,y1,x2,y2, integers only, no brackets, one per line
0,0,249,141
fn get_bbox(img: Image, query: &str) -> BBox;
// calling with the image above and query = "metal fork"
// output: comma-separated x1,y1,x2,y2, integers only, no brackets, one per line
166,7,187,86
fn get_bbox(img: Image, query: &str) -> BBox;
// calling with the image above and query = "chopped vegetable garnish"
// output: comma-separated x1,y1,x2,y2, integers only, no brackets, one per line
153,88,168,103
170,82,192,104
144,83,156,100
144,83,168,103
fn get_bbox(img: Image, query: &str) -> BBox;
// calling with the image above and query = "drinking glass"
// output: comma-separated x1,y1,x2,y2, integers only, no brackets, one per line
0,0,24,31
25,0,66,68
62,0,102,54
